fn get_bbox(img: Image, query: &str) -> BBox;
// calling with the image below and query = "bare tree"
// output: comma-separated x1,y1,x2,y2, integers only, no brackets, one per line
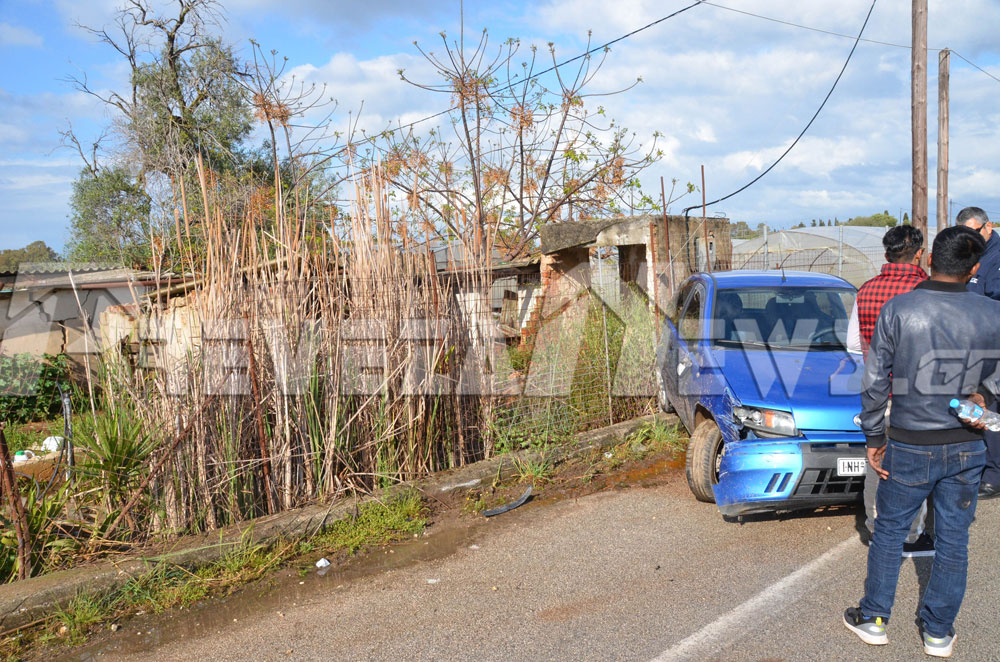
377,29,671,259
65,0,250,179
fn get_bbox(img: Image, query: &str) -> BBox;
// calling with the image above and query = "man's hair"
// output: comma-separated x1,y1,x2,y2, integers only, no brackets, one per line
956,206,989,227
882,224,923,263
931,225,986,275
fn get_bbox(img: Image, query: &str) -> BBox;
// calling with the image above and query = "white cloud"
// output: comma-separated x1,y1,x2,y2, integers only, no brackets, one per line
791,188,880,209
282,51,442,137
0,22,43,48
0,123,29,145
722,137,869,178
0,158,81,168
0,173,77,191
950,168,1000,200
227,0,446,28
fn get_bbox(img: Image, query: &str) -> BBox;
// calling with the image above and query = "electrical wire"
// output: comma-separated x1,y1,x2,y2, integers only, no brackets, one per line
702,1,910,49
356,1,707,145
951,50,1000,86
703,1,1000,88
683,0,878,217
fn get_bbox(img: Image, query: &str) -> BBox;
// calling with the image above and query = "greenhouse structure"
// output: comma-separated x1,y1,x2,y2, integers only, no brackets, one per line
731,225,940,287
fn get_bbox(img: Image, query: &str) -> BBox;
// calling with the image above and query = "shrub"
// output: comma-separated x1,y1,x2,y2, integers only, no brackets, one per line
0,354,70,424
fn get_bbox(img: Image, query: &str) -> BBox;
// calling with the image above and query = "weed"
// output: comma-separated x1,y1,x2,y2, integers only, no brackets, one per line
1,420,64,454
463,491,489,515
312,492,426,555
507,344,533,373
1,482,77,583
512,455,552,484
625,419,685,456
52,594,106,646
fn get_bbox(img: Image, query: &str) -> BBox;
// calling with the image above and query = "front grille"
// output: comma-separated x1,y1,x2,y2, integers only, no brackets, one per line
764,472,794,493
793,468,864,497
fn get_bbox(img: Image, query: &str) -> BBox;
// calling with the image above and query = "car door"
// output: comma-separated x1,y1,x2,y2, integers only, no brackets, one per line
658,282,692,417
673,283,706,430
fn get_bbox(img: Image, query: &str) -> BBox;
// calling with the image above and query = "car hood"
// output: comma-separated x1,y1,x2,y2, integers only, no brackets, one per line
709,347,864,431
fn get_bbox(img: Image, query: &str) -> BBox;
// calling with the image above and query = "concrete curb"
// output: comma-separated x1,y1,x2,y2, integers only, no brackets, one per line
0,413,676,633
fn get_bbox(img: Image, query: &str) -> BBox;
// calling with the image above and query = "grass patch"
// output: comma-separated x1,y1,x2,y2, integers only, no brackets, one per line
0,492,427,659
511,455,552,484
307,491,426,555
1,420,64,454
625,419,686,457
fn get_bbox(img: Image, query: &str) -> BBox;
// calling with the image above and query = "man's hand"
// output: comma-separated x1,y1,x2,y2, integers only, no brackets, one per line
867,445,888,480
966,393,988,430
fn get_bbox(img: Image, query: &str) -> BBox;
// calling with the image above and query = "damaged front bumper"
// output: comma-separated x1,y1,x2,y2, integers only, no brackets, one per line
713,432,867,517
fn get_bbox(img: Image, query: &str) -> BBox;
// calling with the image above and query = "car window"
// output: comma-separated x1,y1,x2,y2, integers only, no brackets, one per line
679,286,703,343
711,286,855,348
666,282,693,326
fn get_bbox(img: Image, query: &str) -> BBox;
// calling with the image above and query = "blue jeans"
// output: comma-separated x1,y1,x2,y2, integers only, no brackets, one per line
859,439,986,638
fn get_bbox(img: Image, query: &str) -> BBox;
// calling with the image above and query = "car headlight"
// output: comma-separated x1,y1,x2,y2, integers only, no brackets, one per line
732,406,798,437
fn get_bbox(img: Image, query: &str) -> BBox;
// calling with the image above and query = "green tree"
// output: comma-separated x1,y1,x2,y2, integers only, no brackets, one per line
65,168,152,267
731,220,762,239
0,241,58,272
62,0,254,268
846,212,897,227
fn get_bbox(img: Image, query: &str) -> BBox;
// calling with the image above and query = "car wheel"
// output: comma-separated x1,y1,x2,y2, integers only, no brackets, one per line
685,418,724,503
655,370,675,413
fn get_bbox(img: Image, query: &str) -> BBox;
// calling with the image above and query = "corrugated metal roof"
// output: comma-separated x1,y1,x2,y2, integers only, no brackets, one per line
0,262,124,277
0,265,161,292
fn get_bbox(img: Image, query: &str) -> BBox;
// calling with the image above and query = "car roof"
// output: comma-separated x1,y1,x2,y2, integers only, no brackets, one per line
698,270,855,289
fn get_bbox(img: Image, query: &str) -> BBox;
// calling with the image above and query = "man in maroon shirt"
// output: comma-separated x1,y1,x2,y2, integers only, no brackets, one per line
846,225,933,556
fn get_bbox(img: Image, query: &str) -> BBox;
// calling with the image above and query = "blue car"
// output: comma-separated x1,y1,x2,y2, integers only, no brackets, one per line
656,271,867,517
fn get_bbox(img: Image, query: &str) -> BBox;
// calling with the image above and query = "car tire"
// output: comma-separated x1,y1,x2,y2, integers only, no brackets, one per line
686,418,724,503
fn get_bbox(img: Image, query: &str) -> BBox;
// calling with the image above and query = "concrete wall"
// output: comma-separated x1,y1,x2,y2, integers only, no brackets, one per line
0,285,145,372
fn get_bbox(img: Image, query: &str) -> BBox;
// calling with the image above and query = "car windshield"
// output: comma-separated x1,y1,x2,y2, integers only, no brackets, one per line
710,286,855,350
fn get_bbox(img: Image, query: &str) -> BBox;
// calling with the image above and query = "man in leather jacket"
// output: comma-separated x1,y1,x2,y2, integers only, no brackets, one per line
957,206,1000,499
844,225,1000,658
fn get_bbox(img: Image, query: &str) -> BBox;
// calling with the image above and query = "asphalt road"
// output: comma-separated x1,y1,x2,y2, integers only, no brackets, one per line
70,476,1000,662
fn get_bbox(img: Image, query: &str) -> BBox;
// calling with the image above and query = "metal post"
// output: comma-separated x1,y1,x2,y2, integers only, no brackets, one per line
764,226,769,270
838,224,844,277
659,177,675,294
648,221,659,313
701,165,711,272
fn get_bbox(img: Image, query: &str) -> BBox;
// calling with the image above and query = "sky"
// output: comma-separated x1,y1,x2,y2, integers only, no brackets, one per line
1,0,999,253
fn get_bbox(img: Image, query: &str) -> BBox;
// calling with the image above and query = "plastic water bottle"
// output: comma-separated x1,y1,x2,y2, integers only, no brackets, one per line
949,399,1000,431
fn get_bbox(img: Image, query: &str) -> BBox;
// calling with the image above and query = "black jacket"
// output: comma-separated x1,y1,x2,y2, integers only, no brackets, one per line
967,232,1000,300
861,279,1000,448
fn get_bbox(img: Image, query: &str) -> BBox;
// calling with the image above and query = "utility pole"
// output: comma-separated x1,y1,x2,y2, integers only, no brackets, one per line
936,48,950,234
912,0,929,263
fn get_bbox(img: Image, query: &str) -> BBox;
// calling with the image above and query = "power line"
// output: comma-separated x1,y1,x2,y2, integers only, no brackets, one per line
951,50,1000,85
703,1,1000,87
683,0,878,216
359,1,706,146
703,1,910,49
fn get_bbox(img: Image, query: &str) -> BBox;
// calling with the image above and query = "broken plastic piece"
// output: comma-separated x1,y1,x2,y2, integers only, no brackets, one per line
315,557,331,568
482,486,533,517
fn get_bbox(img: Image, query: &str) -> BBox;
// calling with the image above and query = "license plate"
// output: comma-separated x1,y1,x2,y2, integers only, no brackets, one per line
837,457,867,476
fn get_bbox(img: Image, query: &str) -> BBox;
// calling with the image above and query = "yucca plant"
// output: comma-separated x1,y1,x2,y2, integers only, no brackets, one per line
0,482,77,582
74,406,157,527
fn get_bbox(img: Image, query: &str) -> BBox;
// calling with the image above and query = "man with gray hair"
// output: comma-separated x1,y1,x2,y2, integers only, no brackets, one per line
957,207,1000,499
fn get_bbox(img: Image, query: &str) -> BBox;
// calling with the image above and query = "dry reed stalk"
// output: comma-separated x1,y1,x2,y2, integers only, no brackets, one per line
0,425,32,579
